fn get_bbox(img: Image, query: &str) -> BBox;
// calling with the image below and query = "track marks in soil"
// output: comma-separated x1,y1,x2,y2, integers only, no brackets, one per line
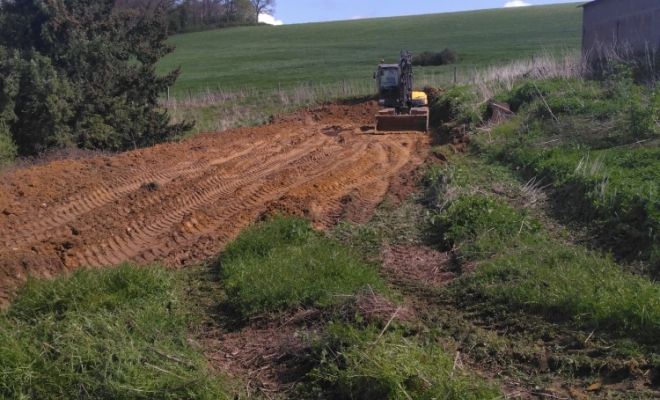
0,101,431,306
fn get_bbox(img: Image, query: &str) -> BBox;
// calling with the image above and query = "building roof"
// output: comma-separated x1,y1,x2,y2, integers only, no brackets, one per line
579,0,610,8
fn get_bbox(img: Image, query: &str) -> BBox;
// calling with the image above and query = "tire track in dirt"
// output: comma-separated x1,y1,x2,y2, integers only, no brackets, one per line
127,132,378,264
4,143,260,249
77,135,336,266
0,101,431,306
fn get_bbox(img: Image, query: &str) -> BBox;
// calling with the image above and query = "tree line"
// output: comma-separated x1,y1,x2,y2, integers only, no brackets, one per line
114,0,276,34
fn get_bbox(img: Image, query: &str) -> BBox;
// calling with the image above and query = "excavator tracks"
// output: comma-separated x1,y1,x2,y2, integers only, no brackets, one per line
0,101,431,307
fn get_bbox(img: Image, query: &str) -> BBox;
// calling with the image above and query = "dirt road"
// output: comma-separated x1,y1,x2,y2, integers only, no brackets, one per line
0,101,431,306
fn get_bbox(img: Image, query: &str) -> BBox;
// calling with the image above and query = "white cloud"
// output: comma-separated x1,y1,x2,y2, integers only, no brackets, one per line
504,1,531,7
350,13,376,20
258,13,283,25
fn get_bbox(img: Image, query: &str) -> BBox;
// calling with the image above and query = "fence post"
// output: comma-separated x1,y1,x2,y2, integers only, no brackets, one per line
278,82,281,94
454,67,457,84
188,89,192,102
167,87,170,102
343,79,346,94
532,54,536,65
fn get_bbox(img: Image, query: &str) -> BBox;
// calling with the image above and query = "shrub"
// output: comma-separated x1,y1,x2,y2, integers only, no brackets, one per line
412,51,442,66
0,0,193,155
221,216,385,317
439,48,459,64
412,48,459,67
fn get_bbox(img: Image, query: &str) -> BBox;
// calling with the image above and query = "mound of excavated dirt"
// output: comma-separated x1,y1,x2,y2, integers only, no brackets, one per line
0,101,431,307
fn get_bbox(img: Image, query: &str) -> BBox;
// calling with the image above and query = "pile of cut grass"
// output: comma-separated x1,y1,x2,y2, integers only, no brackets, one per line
0,263,227,399
220,216,385,317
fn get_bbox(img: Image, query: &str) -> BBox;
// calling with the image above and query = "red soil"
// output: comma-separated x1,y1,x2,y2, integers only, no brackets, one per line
0,101,431,306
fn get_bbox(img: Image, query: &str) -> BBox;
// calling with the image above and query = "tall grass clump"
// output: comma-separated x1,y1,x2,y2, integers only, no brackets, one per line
423,51,585,130
430,193,541,255
470,50,584,98
0,263,228,399
302,323,500,399
220,216,385,317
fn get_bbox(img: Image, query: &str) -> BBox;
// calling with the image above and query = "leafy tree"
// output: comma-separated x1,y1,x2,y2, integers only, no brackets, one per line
0,0,192,155
250,0,275,24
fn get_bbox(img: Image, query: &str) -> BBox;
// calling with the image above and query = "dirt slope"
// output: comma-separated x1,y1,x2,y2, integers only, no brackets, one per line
0,101,431,306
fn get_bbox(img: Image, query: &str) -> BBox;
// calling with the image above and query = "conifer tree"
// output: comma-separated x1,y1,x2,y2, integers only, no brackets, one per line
0,0,191,154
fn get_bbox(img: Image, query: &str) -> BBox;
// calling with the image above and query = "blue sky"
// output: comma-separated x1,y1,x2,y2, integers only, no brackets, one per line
261,0,582,25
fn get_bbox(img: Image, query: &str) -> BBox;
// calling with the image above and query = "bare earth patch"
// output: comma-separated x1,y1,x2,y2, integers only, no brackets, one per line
382,244,456,286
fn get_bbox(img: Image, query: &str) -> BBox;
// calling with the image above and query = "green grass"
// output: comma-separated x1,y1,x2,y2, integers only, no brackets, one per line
422,153,660,342
474,76,660,264
300,323,500,399
158,3,583,95
0,263,228,399
220,216,386,317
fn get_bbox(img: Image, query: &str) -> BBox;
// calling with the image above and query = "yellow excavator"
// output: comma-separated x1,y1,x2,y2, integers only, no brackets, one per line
373,51,429,133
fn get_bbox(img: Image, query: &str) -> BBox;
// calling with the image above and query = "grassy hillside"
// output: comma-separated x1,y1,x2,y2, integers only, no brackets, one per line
158,3,584,95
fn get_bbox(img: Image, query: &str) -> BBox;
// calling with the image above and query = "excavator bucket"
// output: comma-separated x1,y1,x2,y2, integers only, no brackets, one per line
375,107,429,134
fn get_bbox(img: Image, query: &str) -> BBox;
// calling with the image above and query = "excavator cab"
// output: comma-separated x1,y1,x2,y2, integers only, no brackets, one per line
373,52,429,134
375,65,403,108
378,67,399,88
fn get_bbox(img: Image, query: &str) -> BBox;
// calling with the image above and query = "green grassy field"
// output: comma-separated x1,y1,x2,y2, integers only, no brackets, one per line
158,3,584,95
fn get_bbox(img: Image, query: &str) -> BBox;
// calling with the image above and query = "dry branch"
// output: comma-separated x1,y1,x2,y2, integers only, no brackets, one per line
151,348,197,369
